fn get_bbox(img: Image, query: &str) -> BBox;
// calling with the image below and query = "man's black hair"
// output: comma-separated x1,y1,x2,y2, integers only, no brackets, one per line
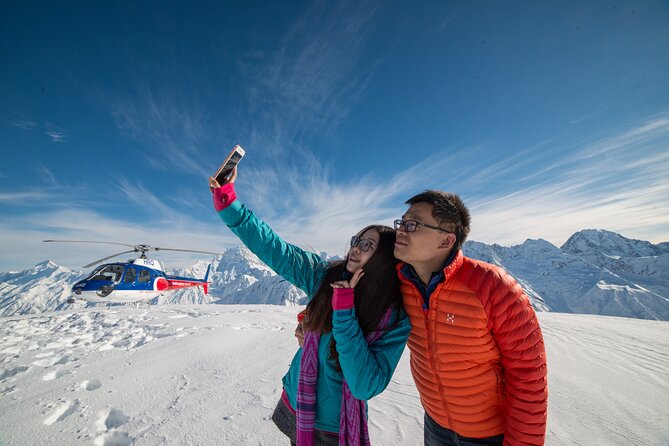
406,190,471,250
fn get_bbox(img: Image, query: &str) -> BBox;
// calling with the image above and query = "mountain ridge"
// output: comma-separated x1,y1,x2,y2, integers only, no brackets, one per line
1,230,667,320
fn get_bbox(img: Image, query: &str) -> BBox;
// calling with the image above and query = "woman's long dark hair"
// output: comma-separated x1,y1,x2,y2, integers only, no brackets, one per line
302,225,403,369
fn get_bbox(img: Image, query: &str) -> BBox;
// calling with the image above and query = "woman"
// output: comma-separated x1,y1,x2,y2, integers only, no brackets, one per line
210,168,410,446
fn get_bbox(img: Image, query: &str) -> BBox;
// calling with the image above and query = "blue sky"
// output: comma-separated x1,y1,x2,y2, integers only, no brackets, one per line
1,0,668,272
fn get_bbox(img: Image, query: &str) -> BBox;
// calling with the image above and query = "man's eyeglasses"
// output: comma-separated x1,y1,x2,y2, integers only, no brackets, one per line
394,219,452,233
350,236,376,252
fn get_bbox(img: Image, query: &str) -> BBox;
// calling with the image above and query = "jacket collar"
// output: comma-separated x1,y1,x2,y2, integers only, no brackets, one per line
443,249,464,279
397,250,463,309
397,249,464,284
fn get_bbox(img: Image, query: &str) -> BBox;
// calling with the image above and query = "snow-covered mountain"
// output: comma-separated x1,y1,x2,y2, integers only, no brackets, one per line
162,247,307,306
562,229,669,299
2,230,668,321
0,261,86,317
463,231,669,321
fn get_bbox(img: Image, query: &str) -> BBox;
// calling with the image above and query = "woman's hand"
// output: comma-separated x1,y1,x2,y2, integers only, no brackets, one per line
330,269,364,289
330,270,362,310
210,166,238,211
209,166,238,191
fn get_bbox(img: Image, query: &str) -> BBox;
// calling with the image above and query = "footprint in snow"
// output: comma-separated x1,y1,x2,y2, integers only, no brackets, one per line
94,431,132,446
1,385,17,395
97,408,129,430
80,378,102,391
43,399,79,425
33,355,69,367
0,365,29,380
42,369,71,381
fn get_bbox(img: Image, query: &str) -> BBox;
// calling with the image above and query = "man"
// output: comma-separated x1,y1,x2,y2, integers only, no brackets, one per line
393,190,547,446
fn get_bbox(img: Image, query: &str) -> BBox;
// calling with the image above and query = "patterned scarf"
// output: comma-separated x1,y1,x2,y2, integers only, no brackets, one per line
296,308,393,446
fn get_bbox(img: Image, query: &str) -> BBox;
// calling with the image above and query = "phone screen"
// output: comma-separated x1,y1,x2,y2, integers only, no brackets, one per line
215,150,244,184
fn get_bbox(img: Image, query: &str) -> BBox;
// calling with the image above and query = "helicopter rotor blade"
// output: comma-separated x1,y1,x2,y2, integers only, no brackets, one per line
82,250,137,269
43,240,220,267
43,240,136,248
152,247,221,255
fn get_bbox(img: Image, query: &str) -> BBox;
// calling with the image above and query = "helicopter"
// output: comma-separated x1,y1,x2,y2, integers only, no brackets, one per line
43,240,220,304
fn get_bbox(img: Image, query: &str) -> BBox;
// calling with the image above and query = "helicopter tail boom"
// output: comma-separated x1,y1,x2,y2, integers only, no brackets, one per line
154,267,212,294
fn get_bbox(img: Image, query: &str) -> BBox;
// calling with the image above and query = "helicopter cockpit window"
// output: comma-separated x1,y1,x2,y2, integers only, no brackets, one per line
138,269,151,283
90,265,123,282
88,266,105,281
124,267,137,284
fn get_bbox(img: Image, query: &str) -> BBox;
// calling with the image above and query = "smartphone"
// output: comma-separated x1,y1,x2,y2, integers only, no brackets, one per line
214,145,245,184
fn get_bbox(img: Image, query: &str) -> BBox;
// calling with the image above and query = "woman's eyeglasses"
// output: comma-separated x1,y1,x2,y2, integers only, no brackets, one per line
394,219,452,233
350,236,376,252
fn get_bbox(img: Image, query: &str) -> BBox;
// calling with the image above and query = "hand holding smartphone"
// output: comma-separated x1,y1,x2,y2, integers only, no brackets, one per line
212,145,245,187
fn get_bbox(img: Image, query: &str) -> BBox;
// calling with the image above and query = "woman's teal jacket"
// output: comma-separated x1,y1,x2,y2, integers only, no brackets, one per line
218,200,411,433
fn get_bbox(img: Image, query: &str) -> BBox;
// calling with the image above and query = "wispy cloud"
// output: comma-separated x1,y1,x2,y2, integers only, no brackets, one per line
45,123,67,142
11,119,38,131
114,177,176,219
242,0,381,154
0,191,51,203
6,118,67,142
35,165,60,187
0,179,113,215
234,114,669,254
569,104,613,125
112,176,215,227
104,0,382,191
468,114,669,246
166,187,212,215
107,81,210,177
234,147,466,256
0,207,235,272
431,9,462,35
7,113,668,270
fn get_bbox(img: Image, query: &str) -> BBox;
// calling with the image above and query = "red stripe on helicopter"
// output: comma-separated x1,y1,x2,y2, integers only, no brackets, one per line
154,277,205,292
155,277,170,291
166,280,202,289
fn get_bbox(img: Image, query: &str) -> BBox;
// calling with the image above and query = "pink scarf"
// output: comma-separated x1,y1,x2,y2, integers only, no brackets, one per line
296,309,393,446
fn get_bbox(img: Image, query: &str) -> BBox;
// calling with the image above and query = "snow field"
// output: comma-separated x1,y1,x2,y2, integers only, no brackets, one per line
0,306,667,445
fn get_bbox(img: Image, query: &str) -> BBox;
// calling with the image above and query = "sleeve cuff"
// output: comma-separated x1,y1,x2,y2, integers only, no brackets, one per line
213,183,237,211
332,287,355,310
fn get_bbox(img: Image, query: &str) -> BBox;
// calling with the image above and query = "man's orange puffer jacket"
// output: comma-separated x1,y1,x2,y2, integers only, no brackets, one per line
399,250,548,445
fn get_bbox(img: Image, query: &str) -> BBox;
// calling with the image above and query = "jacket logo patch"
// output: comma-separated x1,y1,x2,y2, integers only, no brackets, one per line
446,313,455,324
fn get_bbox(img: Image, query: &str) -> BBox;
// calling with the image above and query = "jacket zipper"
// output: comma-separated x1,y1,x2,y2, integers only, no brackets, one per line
425,282,454,431
400,269,454,430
